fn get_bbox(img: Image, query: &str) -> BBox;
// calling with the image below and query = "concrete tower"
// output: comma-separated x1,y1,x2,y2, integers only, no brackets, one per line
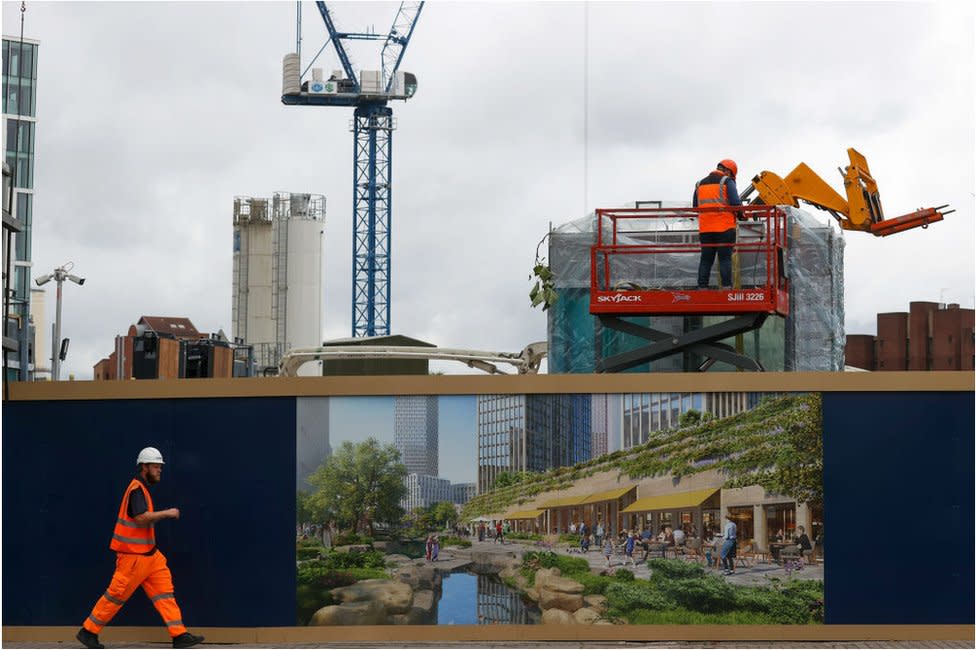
232,192,324,374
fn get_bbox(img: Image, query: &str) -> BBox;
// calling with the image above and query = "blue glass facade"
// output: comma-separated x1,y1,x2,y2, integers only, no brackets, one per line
477,394,593,493
3,38,37,313
2,37,38,381
618,391,771,451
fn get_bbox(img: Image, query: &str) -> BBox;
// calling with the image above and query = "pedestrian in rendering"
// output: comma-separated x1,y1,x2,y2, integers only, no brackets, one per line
795,525,813,565
694,159,742,289
640,528,652,561
624,531,636,566
432,535,440,562
720,513,737,575
595,523,604,547
703,528,722,568
603,537,614,569
425,535,434,561
77,448,205,650
495,521,504,544
673,526,686,548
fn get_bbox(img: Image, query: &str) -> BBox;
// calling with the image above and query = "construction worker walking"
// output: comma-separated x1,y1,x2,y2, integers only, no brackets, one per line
77,447,205,649
693,159,743,289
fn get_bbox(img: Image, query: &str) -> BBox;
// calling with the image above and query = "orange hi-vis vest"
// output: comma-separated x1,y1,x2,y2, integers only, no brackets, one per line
695,174,736,233
110,478,156,554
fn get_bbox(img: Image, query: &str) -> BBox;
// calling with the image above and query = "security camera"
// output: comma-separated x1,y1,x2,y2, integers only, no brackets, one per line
67,274,85,286
35,273,52,286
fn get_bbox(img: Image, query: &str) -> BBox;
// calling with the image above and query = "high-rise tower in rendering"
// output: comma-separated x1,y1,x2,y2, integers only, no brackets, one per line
476,394,592,494
394,395,438,476
393,395,439,476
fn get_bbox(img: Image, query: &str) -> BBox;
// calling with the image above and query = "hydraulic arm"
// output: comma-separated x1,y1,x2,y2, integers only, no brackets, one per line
741,148,953,237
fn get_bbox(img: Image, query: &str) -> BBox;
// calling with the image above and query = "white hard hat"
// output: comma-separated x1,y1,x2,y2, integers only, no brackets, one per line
136,447,165,465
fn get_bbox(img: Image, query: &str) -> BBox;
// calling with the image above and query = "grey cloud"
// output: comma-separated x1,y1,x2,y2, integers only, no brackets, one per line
6,1,972,380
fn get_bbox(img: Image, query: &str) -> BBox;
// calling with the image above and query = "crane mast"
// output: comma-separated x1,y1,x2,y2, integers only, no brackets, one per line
282,1,423,337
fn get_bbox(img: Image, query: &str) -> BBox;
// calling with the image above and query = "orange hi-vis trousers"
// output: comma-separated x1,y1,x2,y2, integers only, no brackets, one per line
83,550,188,638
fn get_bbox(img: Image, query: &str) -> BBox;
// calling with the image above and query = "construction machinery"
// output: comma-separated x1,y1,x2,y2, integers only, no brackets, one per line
589,205,789,372
586,149,951,372
281,2,424,337
277,341,548,377
741,148,953,237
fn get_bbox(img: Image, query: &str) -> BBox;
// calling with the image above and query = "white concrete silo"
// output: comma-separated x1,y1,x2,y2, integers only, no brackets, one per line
233,192,324,374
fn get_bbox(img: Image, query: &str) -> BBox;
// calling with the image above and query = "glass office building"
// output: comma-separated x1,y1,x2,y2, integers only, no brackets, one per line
477,394,592,494
394,395,439,476
401,473,452,512
619,391,767,450
2,36,38,380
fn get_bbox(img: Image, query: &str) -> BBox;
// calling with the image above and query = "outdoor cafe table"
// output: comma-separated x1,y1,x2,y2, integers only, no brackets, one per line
641,541,669,560
769,541,794,563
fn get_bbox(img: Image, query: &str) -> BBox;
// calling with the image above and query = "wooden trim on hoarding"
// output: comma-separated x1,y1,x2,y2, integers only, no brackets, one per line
3,624,973,643
7,371,974,401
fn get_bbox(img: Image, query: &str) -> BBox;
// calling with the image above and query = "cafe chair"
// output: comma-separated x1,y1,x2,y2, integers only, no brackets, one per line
737,542,757,568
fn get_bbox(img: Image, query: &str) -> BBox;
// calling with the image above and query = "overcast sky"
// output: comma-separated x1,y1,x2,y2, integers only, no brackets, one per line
5,1,973,379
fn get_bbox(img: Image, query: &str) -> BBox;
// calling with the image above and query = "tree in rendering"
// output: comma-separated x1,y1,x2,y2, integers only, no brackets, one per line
306,437,407,534
431,501,459,529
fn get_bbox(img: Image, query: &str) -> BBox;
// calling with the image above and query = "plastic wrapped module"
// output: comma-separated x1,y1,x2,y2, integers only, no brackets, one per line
546,205,844,373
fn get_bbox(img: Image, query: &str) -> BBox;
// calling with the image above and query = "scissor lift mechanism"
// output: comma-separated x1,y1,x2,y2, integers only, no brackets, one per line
590,206,790,373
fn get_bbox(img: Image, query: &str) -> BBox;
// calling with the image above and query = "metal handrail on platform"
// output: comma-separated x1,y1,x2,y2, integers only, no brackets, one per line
588,206,790,372
590,205,790,318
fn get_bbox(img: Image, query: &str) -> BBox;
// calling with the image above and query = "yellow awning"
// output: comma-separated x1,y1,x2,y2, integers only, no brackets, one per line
620,488,720,513
539,494,590,508
505,509,545,520
581,485,637,504
539,485,637,509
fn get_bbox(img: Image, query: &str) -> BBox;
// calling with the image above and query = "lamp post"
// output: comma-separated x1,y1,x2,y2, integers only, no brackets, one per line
34,262,84,381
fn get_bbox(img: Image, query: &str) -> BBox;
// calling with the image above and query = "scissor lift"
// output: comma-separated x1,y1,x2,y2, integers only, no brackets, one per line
589,205,790,372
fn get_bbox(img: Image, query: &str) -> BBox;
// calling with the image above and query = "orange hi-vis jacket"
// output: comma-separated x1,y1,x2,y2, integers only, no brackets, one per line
695,174,736,233
110,478,156,554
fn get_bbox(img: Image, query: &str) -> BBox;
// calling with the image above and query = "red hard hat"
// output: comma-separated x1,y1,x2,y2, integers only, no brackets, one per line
717,159,738,178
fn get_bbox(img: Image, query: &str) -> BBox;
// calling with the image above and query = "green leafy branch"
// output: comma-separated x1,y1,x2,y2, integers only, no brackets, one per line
529,232,557,311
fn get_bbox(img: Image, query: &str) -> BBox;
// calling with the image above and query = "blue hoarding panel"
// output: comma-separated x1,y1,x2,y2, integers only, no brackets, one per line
2,397,296,627
823,391,974,624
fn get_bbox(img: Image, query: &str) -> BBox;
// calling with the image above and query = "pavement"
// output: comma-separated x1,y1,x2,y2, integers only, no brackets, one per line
459,538,824,587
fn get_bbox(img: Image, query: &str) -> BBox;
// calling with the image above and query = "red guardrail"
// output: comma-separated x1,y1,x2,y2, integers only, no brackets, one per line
590,205,790,317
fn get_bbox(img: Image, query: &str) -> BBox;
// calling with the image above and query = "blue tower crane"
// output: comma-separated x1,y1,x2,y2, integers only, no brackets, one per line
282,1,424,337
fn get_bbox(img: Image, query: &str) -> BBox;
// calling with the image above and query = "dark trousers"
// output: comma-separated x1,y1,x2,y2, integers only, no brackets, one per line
698,229,736,288
720,539,736,571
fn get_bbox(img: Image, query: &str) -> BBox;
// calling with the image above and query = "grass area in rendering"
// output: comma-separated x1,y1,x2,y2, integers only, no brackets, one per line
513,552,823,625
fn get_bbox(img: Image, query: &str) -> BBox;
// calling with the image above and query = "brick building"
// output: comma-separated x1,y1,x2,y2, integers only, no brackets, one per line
94,316,239,380
845,302,974,371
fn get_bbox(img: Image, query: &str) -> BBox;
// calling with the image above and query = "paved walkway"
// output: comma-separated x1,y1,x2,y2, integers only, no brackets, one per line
458,538,824,587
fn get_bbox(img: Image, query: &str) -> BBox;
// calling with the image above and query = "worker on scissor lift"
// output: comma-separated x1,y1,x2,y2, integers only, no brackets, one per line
693,159,742,289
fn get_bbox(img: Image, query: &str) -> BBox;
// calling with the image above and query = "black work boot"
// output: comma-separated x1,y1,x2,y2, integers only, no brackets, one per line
172,632,205,648
76,627,105,649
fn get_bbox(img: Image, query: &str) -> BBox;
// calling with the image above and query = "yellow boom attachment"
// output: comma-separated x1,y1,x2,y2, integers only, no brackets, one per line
747,148,951,237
